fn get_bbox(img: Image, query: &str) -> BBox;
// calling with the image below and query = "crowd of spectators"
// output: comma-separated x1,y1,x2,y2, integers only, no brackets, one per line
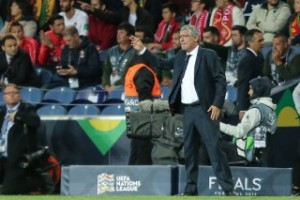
0,0,298,92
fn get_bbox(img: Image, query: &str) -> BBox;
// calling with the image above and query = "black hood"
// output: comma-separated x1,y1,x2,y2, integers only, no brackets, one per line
249,76,272,100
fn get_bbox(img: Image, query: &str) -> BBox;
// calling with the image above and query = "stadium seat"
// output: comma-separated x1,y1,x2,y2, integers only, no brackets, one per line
42,87,75,104
0,90,5,106
161,86,170,100
68,104,101,115
20,87,43,105
226,85,237,103
101,104,125,115
107,85,124,101
72,86,108,104
37,105,67,116
261,45,272,59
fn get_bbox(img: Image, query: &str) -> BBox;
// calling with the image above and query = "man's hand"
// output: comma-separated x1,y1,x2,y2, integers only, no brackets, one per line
40,30,54,48
129,36,145,53
207,105,221,121
57,65,77,76
78,1,94,12
272,47,283,66
105,85,115,93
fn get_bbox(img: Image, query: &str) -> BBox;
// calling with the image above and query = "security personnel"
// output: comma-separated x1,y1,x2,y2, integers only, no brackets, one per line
124,57,161,165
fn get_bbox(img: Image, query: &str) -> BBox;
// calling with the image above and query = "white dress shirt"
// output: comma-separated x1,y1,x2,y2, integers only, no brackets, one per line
181,45,200,104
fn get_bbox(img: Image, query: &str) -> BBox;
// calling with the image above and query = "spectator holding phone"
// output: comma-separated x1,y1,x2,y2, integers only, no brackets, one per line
48,26,102,89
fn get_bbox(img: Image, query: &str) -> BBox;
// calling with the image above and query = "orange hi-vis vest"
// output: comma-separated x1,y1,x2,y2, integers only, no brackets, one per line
124,64,161,112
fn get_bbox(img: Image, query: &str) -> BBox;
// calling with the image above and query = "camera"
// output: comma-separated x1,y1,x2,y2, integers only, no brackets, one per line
19,146,50,169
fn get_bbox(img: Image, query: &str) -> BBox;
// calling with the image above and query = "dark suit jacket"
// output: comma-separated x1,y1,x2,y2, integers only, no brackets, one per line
0,102,41,194
143,47,226,113
236,49,263,112
0,49,40,87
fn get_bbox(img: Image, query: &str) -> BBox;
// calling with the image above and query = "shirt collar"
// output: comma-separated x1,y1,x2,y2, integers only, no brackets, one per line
246,47,258,57
5,54,12,62
187,45,199,57
6,102,20,112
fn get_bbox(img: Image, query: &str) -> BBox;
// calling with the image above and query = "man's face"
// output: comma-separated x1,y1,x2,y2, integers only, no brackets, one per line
60,0,73,12
215,0,228,9
121,0,133,7
249,32,264,53
180,29,198,52
135,31,145,40
203,31,218,44
63,34,79,49
248,87,254,98
10,2,21,17
10,26,24,40
294,0,300,13
91,0,101,9
2,39,18,57
267,0,279,6
162,8,175,23
172,32,181,49
117,29,130,44
51,19,65,35
231,30,242,47
191,0,202,12
272,37,288,56
3,86,20,107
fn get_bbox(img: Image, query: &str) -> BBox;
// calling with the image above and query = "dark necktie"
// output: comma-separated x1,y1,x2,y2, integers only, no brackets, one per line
180,54,191,81
170,54,191,104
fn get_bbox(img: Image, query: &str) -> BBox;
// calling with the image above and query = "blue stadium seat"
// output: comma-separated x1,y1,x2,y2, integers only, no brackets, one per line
0,90,4,106
37,105,67,116
68,104,101,115
101,104,125,115
42,87,75,104
20,87,43,105
107,86,124,101
72,86,108,104
261,45,272,59
161,86,170,100
226,85,237,103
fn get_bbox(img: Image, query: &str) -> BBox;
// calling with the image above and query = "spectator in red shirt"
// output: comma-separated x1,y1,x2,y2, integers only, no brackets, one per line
148,2,182,52
87,0,117,51
10,22,39,65
38,14,65,72
189,0,211,40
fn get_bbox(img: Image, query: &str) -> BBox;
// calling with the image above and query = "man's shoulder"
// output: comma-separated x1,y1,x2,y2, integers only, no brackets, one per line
75,8,88,18
199,47,218,57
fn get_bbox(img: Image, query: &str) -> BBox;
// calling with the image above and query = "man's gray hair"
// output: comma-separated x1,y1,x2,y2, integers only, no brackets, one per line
181,25,200,38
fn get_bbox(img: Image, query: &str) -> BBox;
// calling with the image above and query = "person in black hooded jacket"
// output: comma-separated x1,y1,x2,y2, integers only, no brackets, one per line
49,25,102,89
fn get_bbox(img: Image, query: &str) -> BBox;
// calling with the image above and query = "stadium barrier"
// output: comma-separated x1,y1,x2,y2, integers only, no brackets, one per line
178,166,292,196
61,165,177,195
60,165,292,196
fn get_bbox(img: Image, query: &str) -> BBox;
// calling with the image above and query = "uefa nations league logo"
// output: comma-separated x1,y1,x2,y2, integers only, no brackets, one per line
97,173,142,195
97,173,115,194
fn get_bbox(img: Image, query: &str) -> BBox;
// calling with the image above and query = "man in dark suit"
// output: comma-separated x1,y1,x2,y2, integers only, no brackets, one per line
236,29,264,119
0,35,40,87
0,84,45,194
131,24,234,195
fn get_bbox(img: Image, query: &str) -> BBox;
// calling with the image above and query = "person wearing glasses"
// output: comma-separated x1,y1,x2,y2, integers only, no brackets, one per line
0,83,48,194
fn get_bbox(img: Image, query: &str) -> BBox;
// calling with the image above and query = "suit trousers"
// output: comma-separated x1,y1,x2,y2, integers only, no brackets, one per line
183,104,233,194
